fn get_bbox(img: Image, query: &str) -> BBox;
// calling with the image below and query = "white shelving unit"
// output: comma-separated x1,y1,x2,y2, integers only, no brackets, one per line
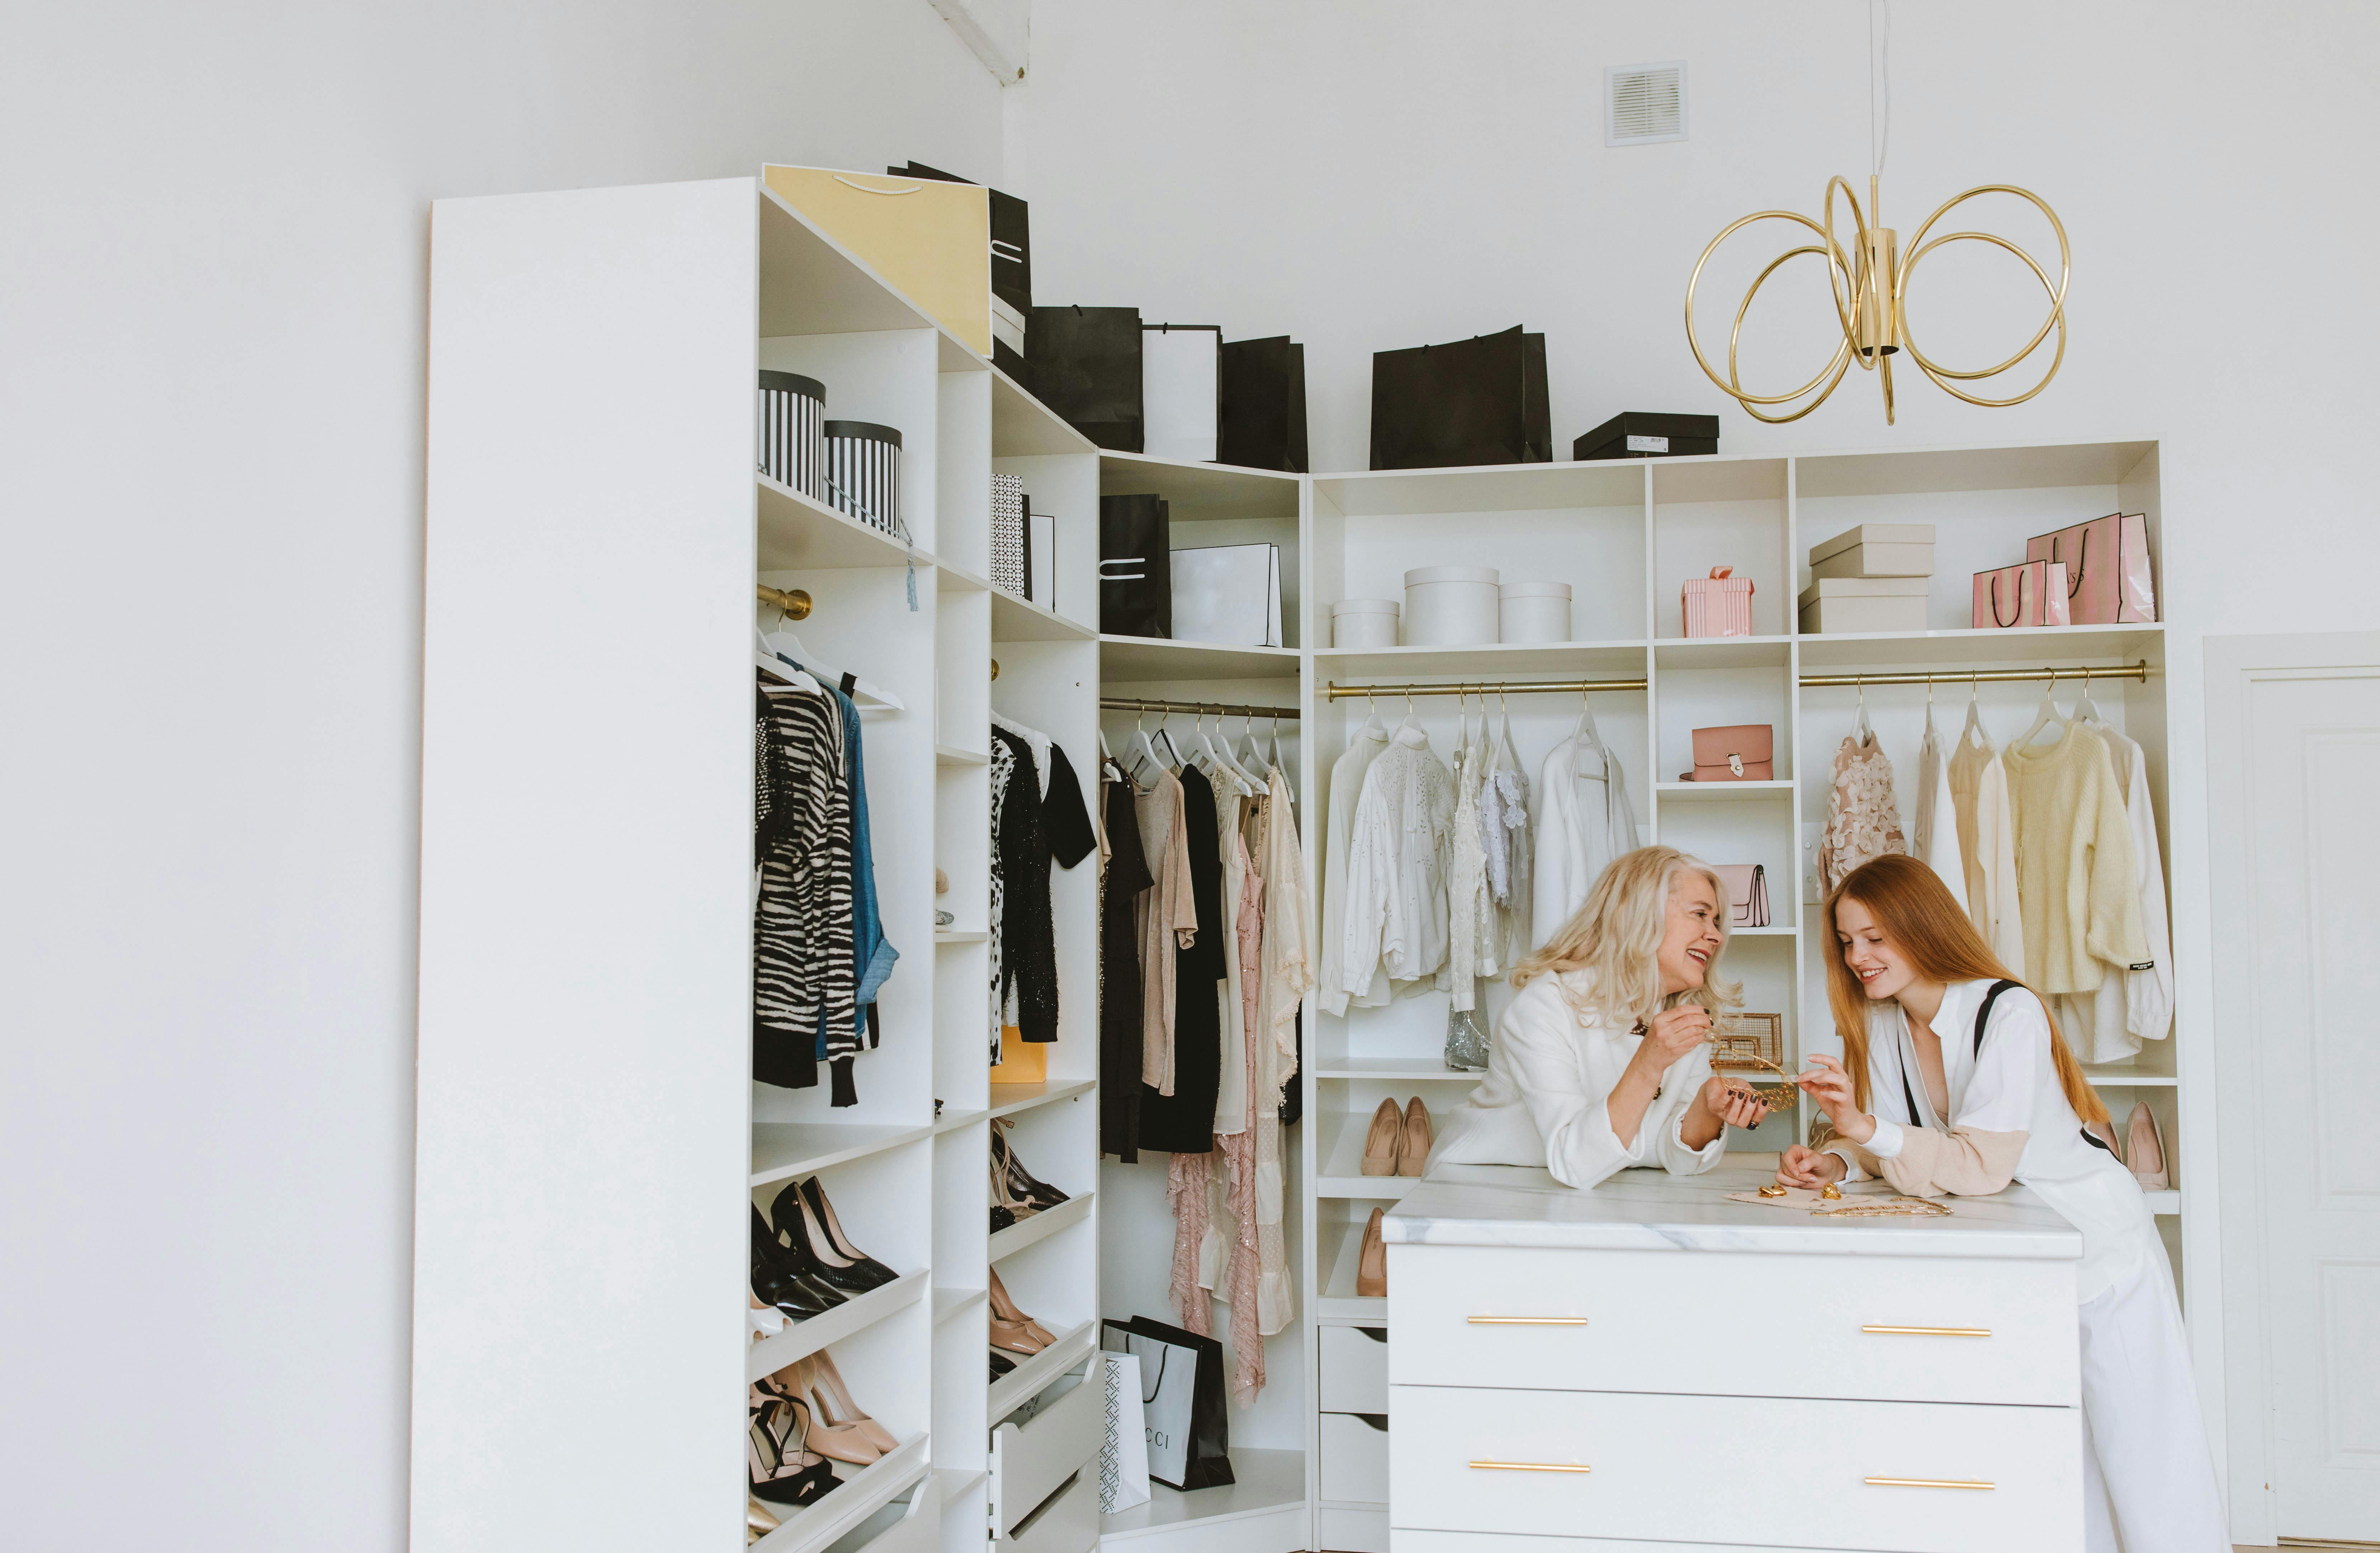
415,167,2189,1553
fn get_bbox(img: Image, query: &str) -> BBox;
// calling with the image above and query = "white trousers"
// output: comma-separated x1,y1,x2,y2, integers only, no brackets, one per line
2078,1246,2227,1552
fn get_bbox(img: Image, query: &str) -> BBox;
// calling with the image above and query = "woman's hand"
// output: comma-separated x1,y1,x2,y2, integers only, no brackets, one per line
1635,1004,1714,1070
1794,1053,1875,1144
1679,1074,1768,1150
1777,1144,1847,1189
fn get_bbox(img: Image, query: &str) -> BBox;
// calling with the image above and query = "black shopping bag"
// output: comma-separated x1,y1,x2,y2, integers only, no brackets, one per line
1101,1316,1233,1491
1370,325,1551,470
1100,494,1172,638
1030,305,1145,452
1217,336,1309,472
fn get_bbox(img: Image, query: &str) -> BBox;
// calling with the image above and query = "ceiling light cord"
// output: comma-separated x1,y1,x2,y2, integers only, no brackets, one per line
1871,0,1892,179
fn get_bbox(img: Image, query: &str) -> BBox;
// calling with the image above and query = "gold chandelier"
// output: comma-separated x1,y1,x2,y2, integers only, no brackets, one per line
1682,4,2069,425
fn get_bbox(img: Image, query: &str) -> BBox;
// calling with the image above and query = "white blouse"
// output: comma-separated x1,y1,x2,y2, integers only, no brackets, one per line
1531,732,1638,948
1335,727,1454,996
1826,978,2156,1301
1432,971,1726,1190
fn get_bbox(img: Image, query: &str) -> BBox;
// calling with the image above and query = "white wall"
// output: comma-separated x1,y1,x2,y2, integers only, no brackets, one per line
0,4,997,1548
1009,2,2380,1537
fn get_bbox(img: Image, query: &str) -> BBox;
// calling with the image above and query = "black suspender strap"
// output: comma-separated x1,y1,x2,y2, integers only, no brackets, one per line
1900,980,2022,1131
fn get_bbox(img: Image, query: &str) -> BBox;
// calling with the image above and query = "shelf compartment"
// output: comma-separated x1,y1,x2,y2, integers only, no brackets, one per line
2078,1068,2179,1087
1793,439,2158,499
747,1268,928,1383
936,743,991,766
1651,634,1794,668
1317,1219,1387,1320
759,473,934,573
933,1286,987,1326
988,1077,1097,1120
1728,924,1800,937
756,180,977,371
1101,1447,1309,1545
1310,1059,1488,1083
992,365,1096,458
1316,638,1650,682
935,929,990,944
932,1106,990,1136
1099,451,1302,521
1311,461,1646,518
1655,779,1797,802
1100,634,1301,682
985,1316,1098,1419
1795,622,2164,673
991,586,1096,643
751,1121,937,1190
1314,1107,1432,1202
989,1191,1094,1263
749,1433,930,1553
2144,1190,2181,1215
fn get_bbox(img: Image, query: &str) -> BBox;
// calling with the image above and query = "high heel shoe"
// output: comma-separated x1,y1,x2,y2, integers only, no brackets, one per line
769,1360,881,1467
989,1348,1017,1381
1399,1097,1432,1177
752,1207,844,1319
988,1266,1057,1348
1355,1207,1387,1298
1358,1098,1400,1176
802,1352,900,1456
798,1176,898,1285
993,1120,1069,1207
2125,1101,2169,1190
771,1180,896,1293
748,1387,838,1507
990,1158,1037,1234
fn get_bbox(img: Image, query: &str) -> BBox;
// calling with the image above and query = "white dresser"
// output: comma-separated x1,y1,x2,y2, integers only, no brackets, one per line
1382,1158,2086,1553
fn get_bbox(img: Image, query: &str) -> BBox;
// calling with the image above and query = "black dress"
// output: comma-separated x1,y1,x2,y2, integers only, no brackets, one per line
1136,765,1225,1154
992,731,1097,1044
1098,759,1153,1161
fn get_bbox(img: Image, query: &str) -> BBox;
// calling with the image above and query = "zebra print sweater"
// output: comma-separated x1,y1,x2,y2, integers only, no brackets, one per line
754,683,856,1088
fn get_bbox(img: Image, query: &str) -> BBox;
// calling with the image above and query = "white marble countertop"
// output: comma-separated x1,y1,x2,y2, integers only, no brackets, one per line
1383,1153,2082,1260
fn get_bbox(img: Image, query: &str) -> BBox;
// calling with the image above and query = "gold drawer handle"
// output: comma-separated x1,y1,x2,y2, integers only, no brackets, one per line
1467,1316,1589,1326
1471,1461,1592,1474
1862,1325,1991,1337
1865,1476,1995,1491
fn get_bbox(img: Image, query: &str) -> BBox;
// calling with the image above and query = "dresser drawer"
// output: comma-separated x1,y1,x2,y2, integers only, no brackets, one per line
1320,1410,1392,1504
990,1373,1102,1539
1388,1385,2080,1552
993,1468,1097,1553
1320,1324,1391,1413
1388,1243,2077,1406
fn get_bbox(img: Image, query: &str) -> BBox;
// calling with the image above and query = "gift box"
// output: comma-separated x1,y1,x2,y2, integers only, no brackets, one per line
1682,566,1755,638
1972,560,2072,629
1807,521,1935,580
1798,576,1928,634
2025,513,2156,624
1574,411,1718,461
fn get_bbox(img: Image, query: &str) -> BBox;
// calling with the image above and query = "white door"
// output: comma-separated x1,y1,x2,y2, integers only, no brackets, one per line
2210,636,2380,1543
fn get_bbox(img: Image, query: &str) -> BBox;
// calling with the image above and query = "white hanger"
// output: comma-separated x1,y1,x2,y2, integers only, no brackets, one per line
1236,712,1268,776
1395,687,1420,738
2073,674,2105,726
1099,727,1113,760
1266,708,1288,775
1206,708,1256,796
757,604,903,712
1569,683,1605,750
1961,670,1993,751
1496,685,1523,773
1854,675,1874,744
1451,688,1470,781
1125,708,1166,783
754,627,822,694
2015,667,2072,751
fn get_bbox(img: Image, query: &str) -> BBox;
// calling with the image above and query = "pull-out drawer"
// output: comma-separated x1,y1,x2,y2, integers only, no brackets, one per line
1319,1410,1391,1503
1320,1325,1390,1413
834,1477,941,1553
1389,1384,2079,1552
990,1372,1102,1539
993,1468,1098,1553
1390,1243,2077,1406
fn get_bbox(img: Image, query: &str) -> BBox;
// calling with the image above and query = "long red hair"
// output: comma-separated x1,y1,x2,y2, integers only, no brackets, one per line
1823,854,2107,1125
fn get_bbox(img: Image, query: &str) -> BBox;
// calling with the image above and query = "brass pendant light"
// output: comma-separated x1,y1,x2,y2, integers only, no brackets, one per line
1683,2,2069,424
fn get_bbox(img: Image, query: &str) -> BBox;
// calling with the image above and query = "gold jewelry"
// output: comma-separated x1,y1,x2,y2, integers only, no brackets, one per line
1757,1184,1789,1198
1820,1182,1844,1200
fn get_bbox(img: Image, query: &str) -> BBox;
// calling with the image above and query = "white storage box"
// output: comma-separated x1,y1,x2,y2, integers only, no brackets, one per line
1403,566,1501,646
1498,580,1572,643
1331,598,1401,649
1798,575,1929,634
1808,522,1936,580
1171,543,1282,646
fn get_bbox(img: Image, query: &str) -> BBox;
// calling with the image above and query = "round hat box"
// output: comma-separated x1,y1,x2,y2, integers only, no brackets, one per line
1331,598,1401,649
1499,580,1573,644
758,371,825,500
1403,566,1501,646
823,420,902,533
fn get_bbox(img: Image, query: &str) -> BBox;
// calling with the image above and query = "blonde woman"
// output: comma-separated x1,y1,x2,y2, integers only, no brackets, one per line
1432,846,1770,1189
1785,854,2222,1553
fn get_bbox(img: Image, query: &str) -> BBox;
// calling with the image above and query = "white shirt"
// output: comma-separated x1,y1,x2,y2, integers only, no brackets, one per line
1337,727,1454,995
1317,722,1388,1016
1431,971,1727,1190
1832,978,2156,1301
2054,723,2175,1061
1532,732,1638,948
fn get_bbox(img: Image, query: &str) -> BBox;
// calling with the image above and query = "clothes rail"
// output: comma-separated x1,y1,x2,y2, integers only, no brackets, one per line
1102,697,1301,721
1798,660,2150,689
1324,677,1646,700
756,584,812,619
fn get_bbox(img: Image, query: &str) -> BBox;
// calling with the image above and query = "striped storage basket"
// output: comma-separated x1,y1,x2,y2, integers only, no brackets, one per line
824,420,902,533
756,372,825,499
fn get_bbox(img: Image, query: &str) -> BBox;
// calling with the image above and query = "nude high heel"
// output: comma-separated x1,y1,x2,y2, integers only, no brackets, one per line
771,1359,881,1465
1358,1098,1401,1176
988,1265,1056,1348
1398,1098,1432,1177
807,1350,900,1455
2125,1101,2169,1190
1355,1207,1387,1298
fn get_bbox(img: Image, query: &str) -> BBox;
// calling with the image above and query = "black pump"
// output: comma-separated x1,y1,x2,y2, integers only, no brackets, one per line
751,1206,845,1318
770,1180,897,1293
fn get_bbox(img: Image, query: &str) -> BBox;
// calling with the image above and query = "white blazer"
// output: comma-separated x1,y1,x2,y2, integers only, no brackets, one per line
1432,970,1724,1190
1531,733,1638,947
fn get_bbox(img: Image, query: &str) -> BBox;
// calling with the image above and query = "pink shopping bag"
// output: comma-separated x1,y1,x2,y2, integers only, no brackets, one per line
2025,513,2157,624
1971,560,2072,629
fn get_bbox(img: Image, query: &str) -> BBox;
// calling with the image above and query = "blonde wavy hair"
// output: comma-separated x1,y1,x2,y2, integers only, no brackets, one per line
1511,845,1742,1026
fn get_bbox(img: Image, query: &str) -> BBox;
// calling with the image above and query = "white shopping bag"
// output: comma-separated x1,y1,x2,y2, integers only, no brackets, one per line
1143,324,1221,462
1170,543,1282,647
1097,1352,1152,1512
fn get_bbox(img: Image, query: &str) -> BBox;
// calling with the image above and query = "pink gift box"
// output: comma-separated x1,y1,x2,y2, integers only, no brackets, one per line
1972,560,2072,629
2026,513,2157,625
1682,566,1755,638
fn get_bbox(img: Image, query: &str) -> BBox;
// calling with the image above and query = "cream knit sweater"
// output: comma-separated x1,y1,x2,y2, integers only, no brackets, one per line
2000,721,2149,996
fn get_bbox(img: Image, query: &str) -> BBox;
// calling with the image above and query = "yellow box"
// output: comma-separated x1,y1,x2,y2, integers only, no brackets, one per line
986,1024,1047,1084
763,165,993,356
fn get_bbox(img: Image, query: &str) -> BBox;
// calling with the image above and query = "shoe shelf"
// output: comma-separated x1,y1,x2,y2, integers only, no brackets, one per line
1317,1220,1387,1321
988,1191,1094,1264
750,1120,938,1190
933,1286,987,1327
1313,1109,1433,1201
985,1316,1098,1420
931,1106,990,1136
987,1076,1096,1120
748,1269,929,1384
1309,1057,1487,1083
749,1433,930,1553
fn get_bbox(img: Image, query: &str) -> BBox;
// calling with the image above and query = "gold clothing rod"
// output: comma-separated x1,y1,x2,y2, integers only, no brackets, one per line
1799,660,2149,689
1326,678,1648,701
756,585,812,619
1101,697,1301,721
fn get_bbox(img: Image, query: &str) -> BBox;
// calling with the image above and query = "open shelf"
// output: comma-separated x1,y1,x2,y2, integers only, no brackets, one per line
935,929,990,944
1651,634,1794,668
1795,622,2164,672
991,585,1096,643
758,473,933,573
989,1191,1094,1262
936,743,991,766
1316,638,1650,681
988,1076,1097,1119
747,1269,928,1383
1102,1448,1309,1542
1729,924,1799,937
931,1106,989,1136
757,180,978,370
1099,451,1302,521
2144,1190,2181,1215
1311,459,1646,518
1310,1058,1489,1083
1317,1219,1386,1321
1655,779,1796,803
991,365,1096,458
751,1120,937,1189
749,1434,930,1553
1100,634,1301,682
933,1286,986,1326
985,1316,1097,1419
1313,1109,1428,1202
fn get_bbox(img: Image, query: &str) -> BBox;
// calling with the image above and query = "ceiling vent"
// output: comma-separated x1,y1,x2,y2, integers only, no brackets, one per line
1605,61,1688,146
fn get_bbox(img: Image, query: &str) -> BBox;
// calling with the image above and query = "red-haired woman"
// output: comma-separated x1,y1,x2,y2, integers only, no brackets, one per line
1782,853,2221,1551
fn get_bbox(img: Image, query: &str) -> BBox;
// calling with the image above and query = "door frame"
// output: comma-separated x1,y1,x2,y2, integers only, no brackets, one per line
2203,629,2380,1548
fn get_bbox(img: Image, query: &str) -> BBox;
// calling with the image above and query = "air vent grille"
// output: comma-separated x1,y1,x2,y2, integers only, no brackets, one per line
1606,61,1687,146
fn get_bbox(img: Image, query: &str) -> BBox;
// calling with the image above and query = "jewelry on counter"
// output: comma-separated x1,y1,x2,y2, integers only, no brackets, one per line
1821,1181,1844,1200
1757,1184,1789,1198
1825,1197,1953,1218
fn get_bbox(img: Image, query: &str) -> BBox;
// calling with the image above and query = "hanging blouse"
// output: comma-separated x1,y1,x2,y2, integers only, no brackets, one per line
1133,766,1197,1094
1337,728,1455,997
753,683,857,1097
1948,720,2026,977
1099,759,1154,1161
1532,727,1637,945
991,727,1095,1047
1138,765,1226,1154
1317,723,1390,1015
1818,730,1906,892
2001,721,2149,997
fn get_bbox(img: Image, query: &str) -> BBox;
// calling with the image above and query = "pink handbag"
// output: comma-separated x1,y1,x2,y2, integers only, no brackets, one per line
1680,724,1774,781
1712,863,1771,927
1971,560,2072,629
1682,566,1755,638
2026,513,2157,624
